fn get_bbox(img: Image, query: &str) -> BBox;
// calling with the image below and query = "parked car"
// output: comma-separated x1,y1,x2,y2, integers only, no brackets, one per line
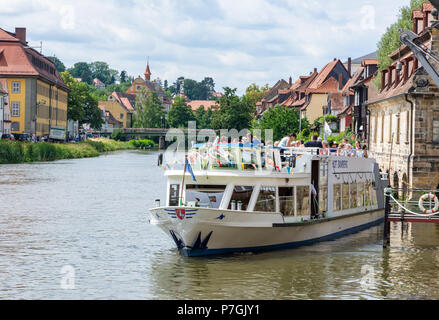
1,134,14,141
13,133,30,141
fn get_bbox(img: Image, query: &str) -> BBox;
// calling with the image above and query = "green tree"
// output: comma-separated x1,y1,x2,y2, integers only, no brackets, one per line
68,62,93,85
120,71,128,83
61,71,103,130
194,106,213,129
48,56,66,73
211,87,254,131
376,0,427,86
167,97,195,128
133,90,165,128
254,105,310,142
244,83,270,106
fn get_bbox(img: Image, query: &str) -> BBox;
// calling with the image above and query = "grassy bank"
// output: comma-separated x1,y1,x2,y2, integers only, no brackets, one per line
0,138,141,164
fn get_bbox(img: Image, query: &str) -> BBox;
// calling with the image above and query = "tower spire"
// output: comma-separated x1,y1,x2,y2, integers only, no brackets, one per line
144,58,151,81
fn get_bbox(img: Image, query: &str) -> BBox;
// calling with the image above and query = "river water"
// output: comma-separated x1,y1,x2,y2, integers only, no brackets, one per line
0,150,439,300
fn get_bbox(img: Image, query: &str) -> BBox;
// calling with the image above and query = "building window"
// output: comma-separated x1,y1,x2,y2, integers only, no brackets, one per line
406,111,410,143
120,113,124,119
254,186,276,212
12,82,21,94
381,113,385,143
396,114,401,144
11,102,20,117
388,113,393,143
374,116,378,144
433,111,439,143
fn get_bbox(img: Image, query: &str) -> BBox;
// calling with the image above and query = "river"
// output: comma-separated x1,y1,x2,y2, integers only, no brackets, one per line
0,150,438,300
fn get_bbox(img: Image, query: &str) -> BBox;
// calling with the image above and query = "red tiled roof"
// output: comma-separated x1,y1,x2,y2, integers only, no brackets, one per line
110,92,136,112
187,100,218,111
362,59,378,66
307,60,339,90
94,78,105,86
0,28,68,90
0,29,19,42
291,97,306,107
412,9,423,19
306,77,340,94
423,2,435,12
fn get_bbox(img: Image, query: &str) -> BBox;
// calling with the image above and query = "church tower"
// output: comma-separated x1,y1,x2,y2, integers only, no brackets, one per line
144,61,151,81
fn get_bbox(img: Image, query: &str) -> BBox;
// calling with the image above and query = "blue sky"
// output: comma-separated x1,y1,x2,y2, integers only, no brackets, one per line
0,0,412,94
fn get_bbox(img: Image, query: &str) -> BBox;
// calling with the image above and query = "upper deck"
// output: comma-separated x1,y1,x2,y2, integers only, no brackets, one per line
163,143,376,179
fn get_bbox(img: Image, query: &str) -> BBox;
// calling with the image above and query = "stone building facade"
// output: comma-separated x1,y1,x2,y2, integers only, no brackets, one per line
367,5,439,191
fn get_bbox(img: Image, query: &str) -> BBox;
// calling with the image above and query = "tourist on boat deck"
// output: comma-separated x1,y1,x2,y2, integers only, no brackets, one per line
279,133,296,148
274,141,280,147
355,140,362,151
359,145,369,158
338,144,346,156
345,144,355,157
320,141,330,155
305,135,323,148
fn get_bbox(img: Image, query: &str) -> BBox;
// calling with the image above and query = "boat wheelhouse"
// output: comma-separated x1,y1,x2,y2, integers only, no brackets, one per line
149,143,386,257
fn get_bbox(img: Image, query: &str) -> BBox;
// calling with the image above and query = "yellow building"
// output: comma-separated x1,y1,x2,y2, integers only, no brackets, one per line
0,27,69,139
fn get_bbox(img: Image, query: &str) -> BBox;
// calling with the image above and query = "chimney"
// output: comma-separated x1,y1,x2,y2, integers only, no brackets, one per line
348,57,352,78
289,76,292,86
338,74,343,90
314,68,317,74
15,28,26,44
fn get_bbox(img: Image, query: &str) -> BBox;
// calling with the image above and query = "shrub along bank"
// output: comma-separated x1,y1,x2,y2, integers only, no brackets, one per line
0,138,141,164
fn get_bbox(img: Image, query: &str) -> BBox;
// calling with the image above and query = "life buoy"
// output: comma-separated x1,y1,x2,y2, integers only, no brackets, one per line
418,193,439,214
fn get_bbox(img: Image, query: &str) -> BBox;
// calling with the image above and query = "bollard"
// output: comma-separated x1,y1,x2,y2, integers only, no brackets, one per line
383,188,392,248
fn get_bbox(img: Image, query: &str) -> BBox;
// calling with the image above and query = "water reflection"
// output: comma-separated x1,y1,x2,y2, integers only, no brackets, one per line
0,151,439,299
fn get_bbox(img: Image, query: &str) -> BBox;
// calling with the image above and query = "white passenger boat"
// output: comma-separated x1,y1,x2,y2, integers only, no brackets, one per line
149,143,387,257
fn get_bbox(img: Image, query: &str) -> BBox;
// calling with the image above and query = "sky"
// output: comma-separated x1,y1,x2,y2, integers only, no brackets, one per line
0,0,413,95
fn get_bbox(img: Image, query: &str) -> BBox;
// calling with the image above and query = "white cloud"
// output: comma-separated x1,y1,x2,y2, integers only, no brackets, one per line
0,0,412,94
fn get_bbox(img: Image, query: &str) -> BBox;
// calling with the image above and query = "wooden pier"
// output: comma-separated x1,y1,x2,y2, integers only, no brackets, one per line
383,188,439,248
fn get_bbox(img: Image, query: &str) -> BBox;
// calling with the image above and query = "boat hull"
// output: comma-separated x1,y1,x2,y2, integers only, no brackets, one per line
150,207,384,257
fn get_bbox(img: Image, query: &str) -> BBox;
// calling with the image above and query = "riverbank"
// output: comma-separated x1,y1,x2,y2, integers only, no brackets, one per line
0,138,153,164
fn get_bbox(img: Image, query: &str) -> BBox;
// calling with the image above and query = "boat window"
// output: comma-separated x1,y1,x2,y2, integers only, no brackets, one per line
229,186,254,211
357,183,365,207
186,185,226,209
296,186,310,216
319,185,328,215
350,183,357,209
370,184,377,206
169,184,180,207
319,161,329,215
279,187,295,216
364,182,371,206
333,184,341,211
342,184,350,210
254,186,277,212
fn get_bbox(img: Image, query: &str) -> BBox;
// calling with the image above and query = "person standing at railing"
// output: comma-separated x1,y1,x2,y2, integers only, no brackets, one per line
320,141,330,155
305,135,323,148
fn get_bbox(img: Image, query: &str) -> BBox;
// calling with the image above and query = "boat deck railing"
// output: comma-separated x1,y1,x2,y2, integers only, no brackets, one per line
163,144,368,174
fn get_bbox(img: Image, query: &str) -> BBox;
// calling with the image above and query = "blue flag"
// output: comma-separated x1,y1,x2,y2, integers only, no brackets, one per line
186,158,197,182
